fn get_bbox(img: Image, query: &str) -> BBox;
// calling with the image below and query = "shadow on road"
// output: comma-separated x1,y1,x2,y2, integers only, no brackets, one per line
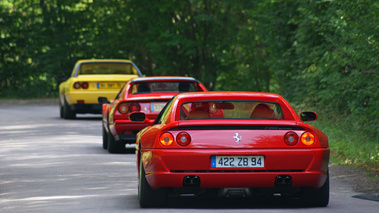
145,196,314,209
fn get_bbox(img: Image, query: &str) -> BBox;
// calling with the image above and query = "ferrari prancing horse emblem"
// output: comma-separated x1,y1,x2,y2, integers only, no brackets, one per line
233,133,242,143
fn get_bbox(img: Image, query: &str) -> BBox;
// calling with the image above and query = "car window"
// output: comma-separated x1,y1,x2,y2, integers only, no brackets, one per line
181,101,284,120
131,82,196,94
78,63,138,75
153,97,175,125
115,83,127,99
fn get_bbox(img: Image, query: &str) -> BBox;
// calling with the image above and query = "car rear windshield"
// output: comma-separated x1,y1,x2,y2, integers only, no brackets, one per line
131,82,196,94
181,101,284,120
78,63,138,75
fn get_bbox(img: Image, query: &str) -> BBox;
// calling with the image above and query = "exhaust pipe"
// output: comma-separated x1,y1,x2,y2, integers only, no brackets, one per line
183,175,200,186
284,176,292,185
275,176,284,185
192,176,200,185
183,176,192,185
275,175,292,186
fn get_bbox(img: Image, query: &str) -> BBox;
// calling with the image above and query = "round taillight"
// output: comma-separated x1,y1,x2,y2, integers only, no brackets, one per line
176,132,191,146
160,132,174,146
73,82,81,89
129,102,141,112
82,82,89,89
301,132,315,146
118,103,129,114
284,131,298,146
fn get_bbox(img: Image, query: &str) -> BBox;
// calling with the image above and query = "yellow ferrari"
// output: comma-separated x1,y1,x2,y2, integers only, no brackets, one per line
59,59,142,119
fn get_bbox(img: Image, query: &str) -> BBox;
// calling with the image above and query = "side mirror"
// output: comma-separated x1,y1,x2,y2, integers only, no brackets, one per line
130,112,154,125
300,111,317,122
98,96,110,104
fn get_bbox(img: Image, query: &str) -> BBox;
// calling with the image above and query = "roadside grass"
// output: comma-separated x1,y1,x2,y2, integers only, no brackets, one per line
295,104,379,181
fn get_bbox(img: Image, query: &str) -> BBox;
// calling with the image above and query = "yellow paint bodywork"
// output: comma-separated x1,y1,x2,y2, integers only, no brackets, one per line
59,59,141,106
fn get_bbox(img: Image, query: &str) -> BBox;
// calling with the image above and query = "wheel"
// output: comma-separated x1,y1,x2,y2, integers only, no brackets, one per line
301,171,329,207
63,98,76,119
107,132,125,153
102,125,108,149
138,158,168,208
59,100,64,118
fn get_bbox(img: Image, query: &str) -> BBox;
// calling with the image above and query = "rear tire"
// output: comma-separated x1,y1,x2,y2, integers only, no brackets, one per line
59,102,64,118
107,132,125,153
138,158,168,207
59,94,64,118
63,98,76,119
102,125,108,149
301,171,329,207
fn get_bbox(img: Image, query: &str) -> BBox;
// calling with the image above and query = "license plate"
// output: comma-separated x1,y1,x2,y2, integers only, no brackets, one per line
97,82,123,89
151,103,166,112
211,156,264,168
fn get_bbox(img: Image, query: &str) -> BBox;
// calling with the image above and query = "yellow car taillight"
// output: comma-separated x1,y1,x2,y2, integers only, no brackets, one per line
73,82,89,89
81,82,89,89
73,82,81,89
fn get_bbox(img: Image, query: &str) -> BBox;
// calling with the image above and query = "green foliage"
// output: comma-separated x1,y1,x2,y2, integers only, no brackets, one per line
279,0,379,138
312,108,378,172
0,0,377,139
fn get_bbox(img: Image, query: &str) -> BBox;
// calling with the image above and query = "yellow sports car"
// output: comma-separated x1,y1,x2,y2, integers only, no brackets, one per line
59,59,142,119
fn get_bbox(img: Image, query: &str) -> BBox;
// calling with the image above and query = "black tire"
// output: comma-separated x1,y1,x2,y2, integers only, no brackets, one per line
63,98,76,119
102,125,108,149
138,158,168,208
59,100,64,118
301,171,329,207
107,132,125,153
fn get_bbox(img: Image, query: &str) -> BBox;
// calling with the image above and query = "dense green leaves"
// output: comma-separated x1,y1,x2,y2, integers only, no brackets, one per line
0,0,378,137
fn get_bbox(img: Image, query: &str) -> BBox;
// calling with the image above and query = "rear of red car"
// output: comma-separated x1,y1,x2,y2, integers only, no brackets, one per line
109,95,177,142
104,78,207,153
143,122,329,186
137,92,330,207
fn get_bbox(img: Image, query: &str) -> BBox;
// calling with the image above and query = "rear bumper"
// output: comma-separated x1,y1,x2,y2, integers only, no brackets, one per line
66,90,119,105
70,104,102,114
109,120,151,142
140,148,330,190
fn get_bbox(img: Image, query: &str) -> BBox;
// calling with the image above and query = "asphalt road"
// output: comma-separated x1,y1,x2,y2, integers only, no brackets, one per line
0,102,378,213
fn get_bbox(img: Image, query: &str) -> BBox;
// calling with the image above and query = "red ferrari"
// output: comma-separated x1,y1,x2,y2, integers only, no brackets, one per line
98,77,207,153
132,91,330,207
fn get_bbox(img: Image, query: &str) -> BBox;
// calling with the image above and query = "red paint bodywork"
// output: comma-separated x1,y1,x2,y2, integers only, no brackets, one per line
136,91,329,190
102,77,207,143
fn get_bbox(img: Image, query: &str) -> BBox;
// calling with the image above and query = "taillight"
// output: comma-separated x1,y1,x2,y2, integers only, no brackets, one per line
129,102,141,112
118,103,129,114
160,133,174,146
301,132,315,146
118,102,140,114
284,131,298,146
73,82,89,89
73,82,81,89
176,132,191,146
81,82,89,89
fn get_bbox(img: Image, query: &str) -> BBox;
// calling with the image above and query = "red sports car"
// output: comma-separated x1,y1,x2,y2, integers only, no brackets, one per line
132,91,330,207
98,77,207,153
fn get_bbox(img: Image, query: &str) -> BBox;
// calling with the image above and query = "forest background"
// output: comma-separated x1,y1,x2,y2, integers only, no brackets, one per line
0,0,378,173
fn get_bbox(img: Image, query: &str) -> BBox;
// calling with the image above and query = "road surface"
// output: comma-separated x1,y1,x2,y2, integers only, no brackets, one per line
0,101,378,212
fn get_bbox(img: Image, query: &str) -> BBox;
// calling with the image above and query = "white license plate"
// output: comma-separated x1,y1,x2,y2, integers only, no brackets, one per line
211,156,264,168
151,103,166,112
96,82,123,89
